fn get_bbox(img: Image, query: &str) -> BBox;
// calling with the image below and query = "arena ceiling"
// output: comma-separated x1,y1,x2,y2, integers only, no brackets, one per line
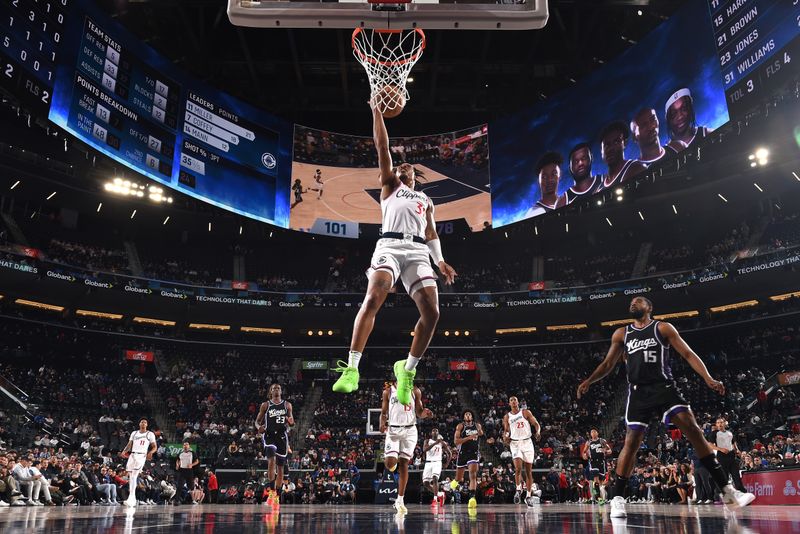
95,0,683,133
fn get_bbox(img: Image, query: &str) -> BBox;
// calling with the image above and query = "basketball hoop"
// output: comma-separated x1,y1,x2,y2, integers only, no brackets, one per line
352,27,426,115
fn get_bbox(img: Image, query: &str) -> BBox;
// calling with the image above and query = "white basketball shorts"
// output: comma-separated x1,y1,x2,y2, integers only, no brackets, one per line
384,425,418,460
126,452,147,472
366,239,437,295
423,461,442,482
510,439,536,464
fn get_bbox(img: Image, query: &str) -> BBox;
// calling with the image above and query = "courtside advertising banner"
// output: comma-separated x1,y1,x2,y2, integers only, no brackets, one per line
742,469,800,505
125,350,155,363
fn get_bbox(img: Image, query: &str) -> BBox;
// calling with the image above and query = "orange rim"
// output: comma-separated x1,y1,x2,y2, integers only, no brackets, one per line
352,28,426,67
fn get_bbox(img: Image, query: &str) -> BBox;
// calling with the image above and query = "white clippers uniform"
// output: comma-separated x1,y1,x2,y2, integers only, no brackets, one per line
384,385,418,460
367,183,437,295
422,439,444,482
508,410,536,464
126,430,156,472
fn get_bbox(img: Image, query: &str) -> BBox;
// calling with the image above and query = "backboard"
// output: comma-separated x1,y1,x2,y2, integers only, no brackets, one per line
227,0,549,31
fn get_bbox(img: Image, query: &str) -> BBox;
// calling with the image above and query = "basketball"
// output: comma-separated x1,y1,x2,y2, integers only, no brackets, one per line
377,85,405,119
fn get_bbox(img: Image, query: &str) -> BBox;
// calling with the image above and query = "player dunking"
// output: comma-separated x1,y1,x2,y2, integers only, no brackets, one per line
120,418,157,507
331,103,457,405
502,396,541,507
422,428,451,507
583,428,611,503
380,380,432,514
577,297,755,518
255,384,295,504
450,410,483,510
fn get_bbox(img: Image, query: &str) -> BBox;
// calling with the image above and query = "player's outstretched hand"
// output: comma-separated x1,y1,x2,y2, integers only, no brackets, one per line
421,408,434,419
438,262,457,285
705,377,725,395
576,380,591,399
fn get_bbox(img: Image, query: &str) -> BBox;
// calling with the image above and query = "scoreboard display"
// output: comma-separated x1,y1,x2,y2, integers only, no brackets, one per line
710,0,800,117
45,0,292,228
0,0,71,114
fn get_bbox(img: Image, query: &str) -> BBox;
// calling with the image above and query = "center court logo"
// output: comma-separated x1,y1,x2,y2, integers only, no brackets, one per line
261,152,276,169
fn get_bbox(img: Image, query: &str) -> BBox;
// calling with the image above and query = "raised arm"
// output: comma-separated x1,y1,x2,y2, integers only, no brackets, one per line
658,321,724,395
576,327,626,399
373,107,399,196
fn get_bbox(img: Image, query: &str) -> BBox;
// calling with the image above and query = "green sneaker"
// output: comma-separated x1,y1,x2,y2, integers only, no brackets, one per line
393,360,416,405
332,360,360,393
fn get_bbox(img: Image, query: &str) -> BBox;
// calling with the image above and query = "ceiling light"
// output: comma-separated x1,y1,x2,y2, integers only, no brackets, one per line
637,9,643,15
717,193,728,203
638,211,644,221
534,226,538,236
605,217,613,227
239,226,243,235
407,77,414,83
565,223,569,233
97,202,102,213
672,204,678,214
454,330,460,336
10,180,19,190
327,330,333,336
46,191,56,200
755,148,769,160
163,216,170,225
307,330,313,336
748,154,755,161
616,195,623,202
317,330,323,336
753,183,763,192
596,200,603,206
208,222,212,232
750,162,758,168
130,209,137,219
615,188,623,195
793,171,800,182
444,331,450,336
464,331,470,336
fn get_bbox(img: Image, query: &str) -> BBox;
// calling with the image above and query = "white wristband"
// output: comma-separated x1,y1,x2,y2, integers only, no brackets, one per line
427,238,444,265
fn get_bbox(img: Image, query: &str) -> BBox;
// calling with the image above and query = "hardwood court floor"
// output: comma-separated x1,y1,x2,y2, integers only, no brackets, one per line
290,162,492,232
0,502,797,533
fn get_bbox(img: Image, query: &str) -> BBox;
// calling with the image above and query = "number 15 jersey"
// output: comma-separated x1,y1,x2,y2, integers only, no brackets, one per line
623,320,674,386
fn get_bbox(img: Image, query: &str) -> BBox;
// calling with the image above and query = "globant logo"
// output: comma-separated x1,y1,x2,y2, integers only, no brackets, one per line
699,273,725,283
47,270,76,282
589,292,615,300
279,301,303,308
161,290,188,299
124,285,152,294
662,281,690,290
85,279,112,289
624,287,650,295
472,302,498,308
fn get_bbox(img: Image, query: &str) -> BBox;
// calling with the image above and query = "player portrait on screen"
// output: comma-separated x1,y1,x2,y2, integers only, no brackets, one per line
664,88,710,152
596,121,647,193
631,108,684,167
523,151,565,219
560,142,601,206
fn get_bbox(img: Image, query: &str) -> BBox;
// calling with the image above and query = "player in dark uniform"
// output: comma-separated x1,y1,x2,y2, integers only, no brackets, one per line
290,179,305,209
631,108,684,167
560,143,601,206
450,410,483,510
524,151,565,219
664,88,709,152
595,121,647,193
255,384,295,503
582,428,611,504
577,297,755,519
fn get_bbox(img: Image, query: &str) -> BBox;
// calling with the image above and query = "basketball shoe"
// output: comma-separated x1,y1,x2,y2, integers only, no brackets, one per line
332,361,359,393
393,360,416,405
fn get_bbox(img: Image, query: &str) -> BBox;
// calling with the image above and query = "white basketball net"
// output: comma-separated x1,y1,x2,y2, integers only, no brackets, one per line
352,28,426,114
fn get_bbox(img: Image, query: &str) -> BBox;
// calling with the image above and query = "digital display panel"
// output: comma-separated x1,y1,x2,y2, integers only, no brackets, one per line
709,0,800,117
0,0,72,113
290,124,491,238
489,1,730,228
47,0,292,227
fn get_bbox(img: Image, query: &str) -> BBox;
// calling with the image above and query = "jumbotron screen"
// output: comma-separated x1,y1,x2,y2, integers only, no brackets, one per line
289,124,492,237
489,0,731,228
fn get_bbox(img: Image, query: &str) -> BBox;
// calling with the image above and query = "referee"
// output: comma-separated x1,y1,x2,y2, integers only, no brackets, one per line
710,418,744,491
176,442,200,503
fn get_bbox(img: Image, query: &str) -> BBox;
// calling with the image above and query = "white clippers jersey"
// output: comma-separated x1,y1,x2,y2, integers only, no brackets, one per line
426,439,443,462
381,183,432,238
387,385,417,427
129,430,156,454
508,410,532,441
